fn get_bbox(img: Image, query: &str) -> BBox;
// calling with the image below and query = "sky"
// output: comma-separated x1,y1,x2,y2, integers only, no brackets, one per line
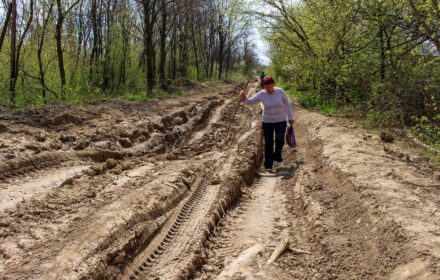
246,0,274,66
254,30,271,66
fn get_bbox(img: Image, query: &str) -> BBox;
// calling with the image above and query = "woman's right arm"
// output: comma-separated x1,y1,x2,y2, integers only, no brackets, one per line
240,91,261,105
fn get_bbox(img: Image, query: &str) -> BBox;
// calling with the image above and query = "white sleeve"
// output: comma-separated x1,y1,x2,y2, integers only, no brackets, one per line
243,91,262,106
281,90,294,120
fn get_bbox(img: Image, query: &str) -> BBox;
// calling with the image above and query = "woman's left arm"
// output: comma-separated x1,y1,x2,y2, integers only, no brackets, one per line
281,90,295,125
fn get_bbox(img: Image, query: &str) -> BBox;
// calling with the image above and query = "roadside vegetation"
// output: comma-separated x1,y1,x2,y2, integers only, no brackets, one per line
260,0,440,158
0,0,259,108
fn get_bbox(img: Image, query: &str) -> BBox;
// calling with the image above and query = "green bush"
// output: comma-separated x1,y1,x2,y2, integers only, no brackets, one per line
366,109,404,128
411,115,440,146
281,83,337,115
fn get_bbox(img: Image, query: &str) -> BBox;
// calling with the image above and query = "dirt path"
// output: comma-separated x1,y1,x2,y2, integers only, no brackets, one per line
289,106,440,279
0,163,89,211
1,81,439,279
196,100,439,279
195,168,294,279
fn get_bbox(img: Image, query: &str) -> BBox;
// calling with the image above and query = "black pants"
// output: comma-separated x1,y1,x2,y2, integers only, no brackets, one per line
262,121,287,169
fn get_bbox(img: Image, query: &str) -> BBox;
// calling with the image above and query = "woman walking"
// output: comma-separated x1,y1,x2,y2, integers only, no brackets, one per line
240,76,295,172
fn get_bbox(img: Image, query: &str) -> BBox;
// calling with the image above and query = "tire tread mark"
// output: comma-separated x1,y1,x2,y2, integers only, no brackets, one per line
123,178,207,280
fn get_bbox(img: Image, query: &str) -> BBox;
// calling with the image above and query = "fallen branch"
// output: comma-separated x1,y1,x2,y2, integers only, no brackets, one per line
407,132,440,155
290,247,311,255
266,238,290,266
216,244,265,280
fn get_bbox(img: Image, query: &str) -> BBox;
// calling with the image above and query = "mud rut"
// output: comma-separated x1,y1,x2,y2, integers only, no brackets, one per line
1,82,440,279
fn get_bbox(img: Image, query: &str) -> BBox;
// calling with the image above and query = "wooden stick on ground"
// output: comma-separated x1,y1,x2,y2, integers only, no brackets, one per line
266,238,290,266
290,247,311,255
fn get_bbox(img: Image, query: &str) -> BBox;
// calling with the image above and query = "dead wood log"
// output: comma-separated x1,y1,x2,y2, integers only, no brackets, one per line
266,238,290,266
407,132,440,155
216,243,264,280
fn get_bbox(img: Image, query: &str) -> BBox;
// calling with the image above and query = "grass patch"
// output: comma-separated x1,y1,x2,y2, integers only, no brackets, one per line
0,86,185,110
416,148,440,168
124,89,181,102
279,83,338,115
201,79,222,87
357,117,440,168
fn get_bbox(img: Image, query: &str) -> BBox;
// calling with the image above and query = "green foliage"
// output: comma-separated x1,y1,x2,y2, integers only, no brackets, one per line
294,91,338,115
0,33,250,109
267,0,440,129
226,71,250,82
415,148,440,168
366,109,404,128
0,0,258,109
411,115,440,146
280,82,337,115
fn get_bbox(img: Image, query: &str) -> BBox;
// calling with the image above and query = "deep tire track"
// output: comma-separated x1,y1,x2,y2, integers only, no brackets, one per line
124,177,209,280
0,82,263,280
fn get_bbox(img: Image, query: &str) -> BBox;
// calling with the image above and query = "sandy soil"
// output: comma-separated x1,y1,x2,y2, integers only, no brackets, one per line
0,81,439,279
195,101,440,280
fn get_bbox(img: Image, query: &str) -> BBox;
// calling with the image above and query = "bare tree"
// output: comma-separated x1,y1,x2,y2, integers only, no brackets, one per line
1,0,257,106
0,1,12,52
8,0,17,107
408,0,440,52
8,0,34,107
37,0,57,102
55,0,81,99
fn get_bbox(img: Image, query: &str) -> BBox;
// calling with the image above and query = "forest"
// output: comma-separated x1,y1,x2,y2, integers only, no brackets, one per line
0,0,259,106
1,0,439,147
262,0,439,147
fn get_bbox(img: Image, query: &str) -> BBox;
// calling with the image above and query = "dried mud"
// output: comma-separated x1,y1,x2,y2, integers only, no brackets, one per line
1,82,439,280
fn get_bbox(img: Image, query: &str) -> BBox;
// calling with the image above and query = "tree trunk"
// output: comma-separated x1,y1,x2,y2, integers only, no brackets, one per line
8,0,17,108
159,0,167,85
7,0,34,107
218,30,225,80
379,27,386,80
90,0,99,84
179,23,188,78
119,1,130,89
38,2,54,102
16,0,34,78
56,0,67,99
191,25,200,80
225,43,232,78
146,28,155,94
408,0,440,52
0,2,12,52
142,0,156,94
102,0,112,90
171,24,177,80
70,0,84,84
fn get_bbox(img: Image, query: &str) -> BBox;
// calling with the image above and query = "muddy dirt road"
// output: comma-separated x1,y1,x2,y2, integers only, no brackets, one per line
0,82,439,279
